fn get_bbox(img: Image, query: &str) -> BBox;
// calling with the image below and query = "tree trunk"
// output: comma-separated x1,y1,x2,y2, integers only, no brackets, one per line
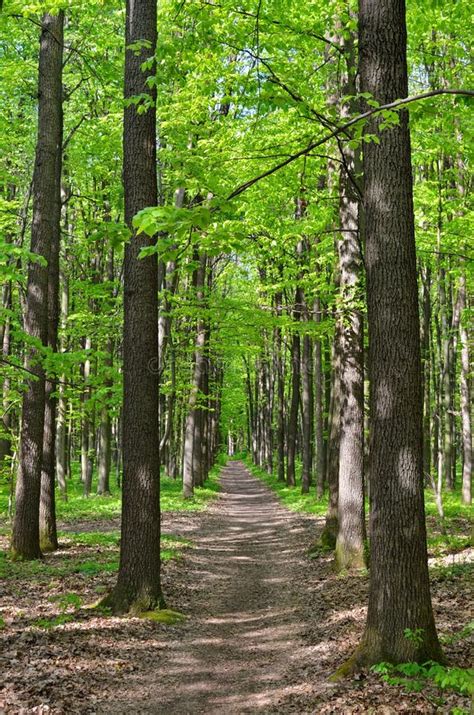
183,253,207,497
287,283,302,487
301,320,313,494
56,266,68,499
335,35,366,571
81,336,94,496
39,73,63,551
0,284,12,470
12,12,64,560
351,0,442,666
274,292,286,482
458,275,472,504
420,264,432,480
104,0,163,614
313,295,325,498
320,320,342,549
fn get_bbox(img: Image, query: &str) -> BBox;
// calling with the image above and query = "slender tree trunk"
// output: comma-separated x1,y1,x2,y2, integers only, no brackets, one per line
12,12,64,560
420,264,432,480
313,295,325,498
320,321,342,548
301,314,313,494
81,336,94,496
287,280,302,487
56,266,68,499
104,0,162,614
1,285,12,469
335,35,366,571
458,275,472,504
274,292,286,482
350,0,443,666
97,339,113,496
183,254,207,497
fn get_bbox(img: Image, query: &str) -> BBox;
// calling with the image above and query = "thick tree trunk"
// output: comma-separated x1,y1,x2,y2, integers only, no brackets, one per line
12,13,64,560
104,0,162,614
39,75,63,551
351,0,442,666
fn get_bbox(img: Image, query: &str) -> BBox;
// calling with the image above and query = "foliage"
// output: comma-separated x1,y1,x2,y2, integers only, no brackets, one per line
372,660,474,697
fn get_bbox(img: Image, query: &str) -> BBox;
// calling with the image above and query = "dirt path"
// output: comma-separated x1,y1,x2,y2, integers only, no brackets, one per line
2,462,471,713
104,461,320,713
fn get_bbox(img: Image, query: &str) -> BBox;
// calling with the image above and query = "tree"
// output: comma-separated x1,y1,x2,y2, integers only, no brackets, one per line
334,24,366,572
11,12,64,560
103,0,163,614
348,0,443,666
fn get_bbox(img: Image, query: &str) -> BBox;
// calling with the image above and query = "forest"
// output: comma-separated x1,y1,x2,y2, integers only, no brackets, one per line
0,0,472,712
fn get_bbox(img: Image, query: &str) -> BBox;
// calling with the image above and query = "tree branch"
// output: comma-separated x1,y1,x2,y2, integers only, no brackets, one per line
226,89,474,201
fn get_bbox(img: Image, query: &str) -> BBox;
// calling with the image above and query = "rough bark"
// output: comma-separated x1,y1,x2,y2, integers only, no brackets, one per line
12,13,64,560
39,61,63,551
103,0,163,614
349,0,443,666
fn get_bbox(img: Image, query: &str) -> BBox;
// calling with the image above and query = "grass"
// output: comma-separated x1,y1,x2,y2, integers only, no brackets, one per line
245,456,472,558
0,532,191,582
0,461,220,588
243,456,328,516
0,461,221,525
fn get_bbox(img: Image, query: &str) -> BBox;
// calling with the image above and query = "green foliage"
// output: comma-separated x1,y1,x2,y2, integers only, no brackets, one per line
372,661,474,697
403,627,425,648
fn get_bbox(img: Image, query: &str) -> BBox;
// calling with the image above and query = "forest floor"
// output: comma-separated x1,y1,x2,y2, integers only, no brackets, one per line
0,461,472,714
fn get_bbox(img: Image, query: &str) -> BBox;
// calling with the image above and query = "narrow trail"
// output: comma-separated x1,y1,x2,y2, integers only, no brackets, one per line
105,461,326,714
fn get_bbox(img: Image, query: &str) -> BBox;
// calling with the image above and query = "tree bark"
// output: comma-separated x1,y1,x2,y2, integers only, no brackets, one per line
458,275,472,504
274,291,286,482
301,310,313,494
335,32,366,571
55,265,68,499
320,320,342,548
313,294,325,498
12,12,64,560
183,253,207,497
103,0,163,614
350,0,443,666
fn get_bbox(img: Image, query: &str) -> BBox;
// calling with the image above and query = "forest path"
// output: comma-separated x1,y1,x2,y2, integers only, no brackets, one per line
105,460,331,714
